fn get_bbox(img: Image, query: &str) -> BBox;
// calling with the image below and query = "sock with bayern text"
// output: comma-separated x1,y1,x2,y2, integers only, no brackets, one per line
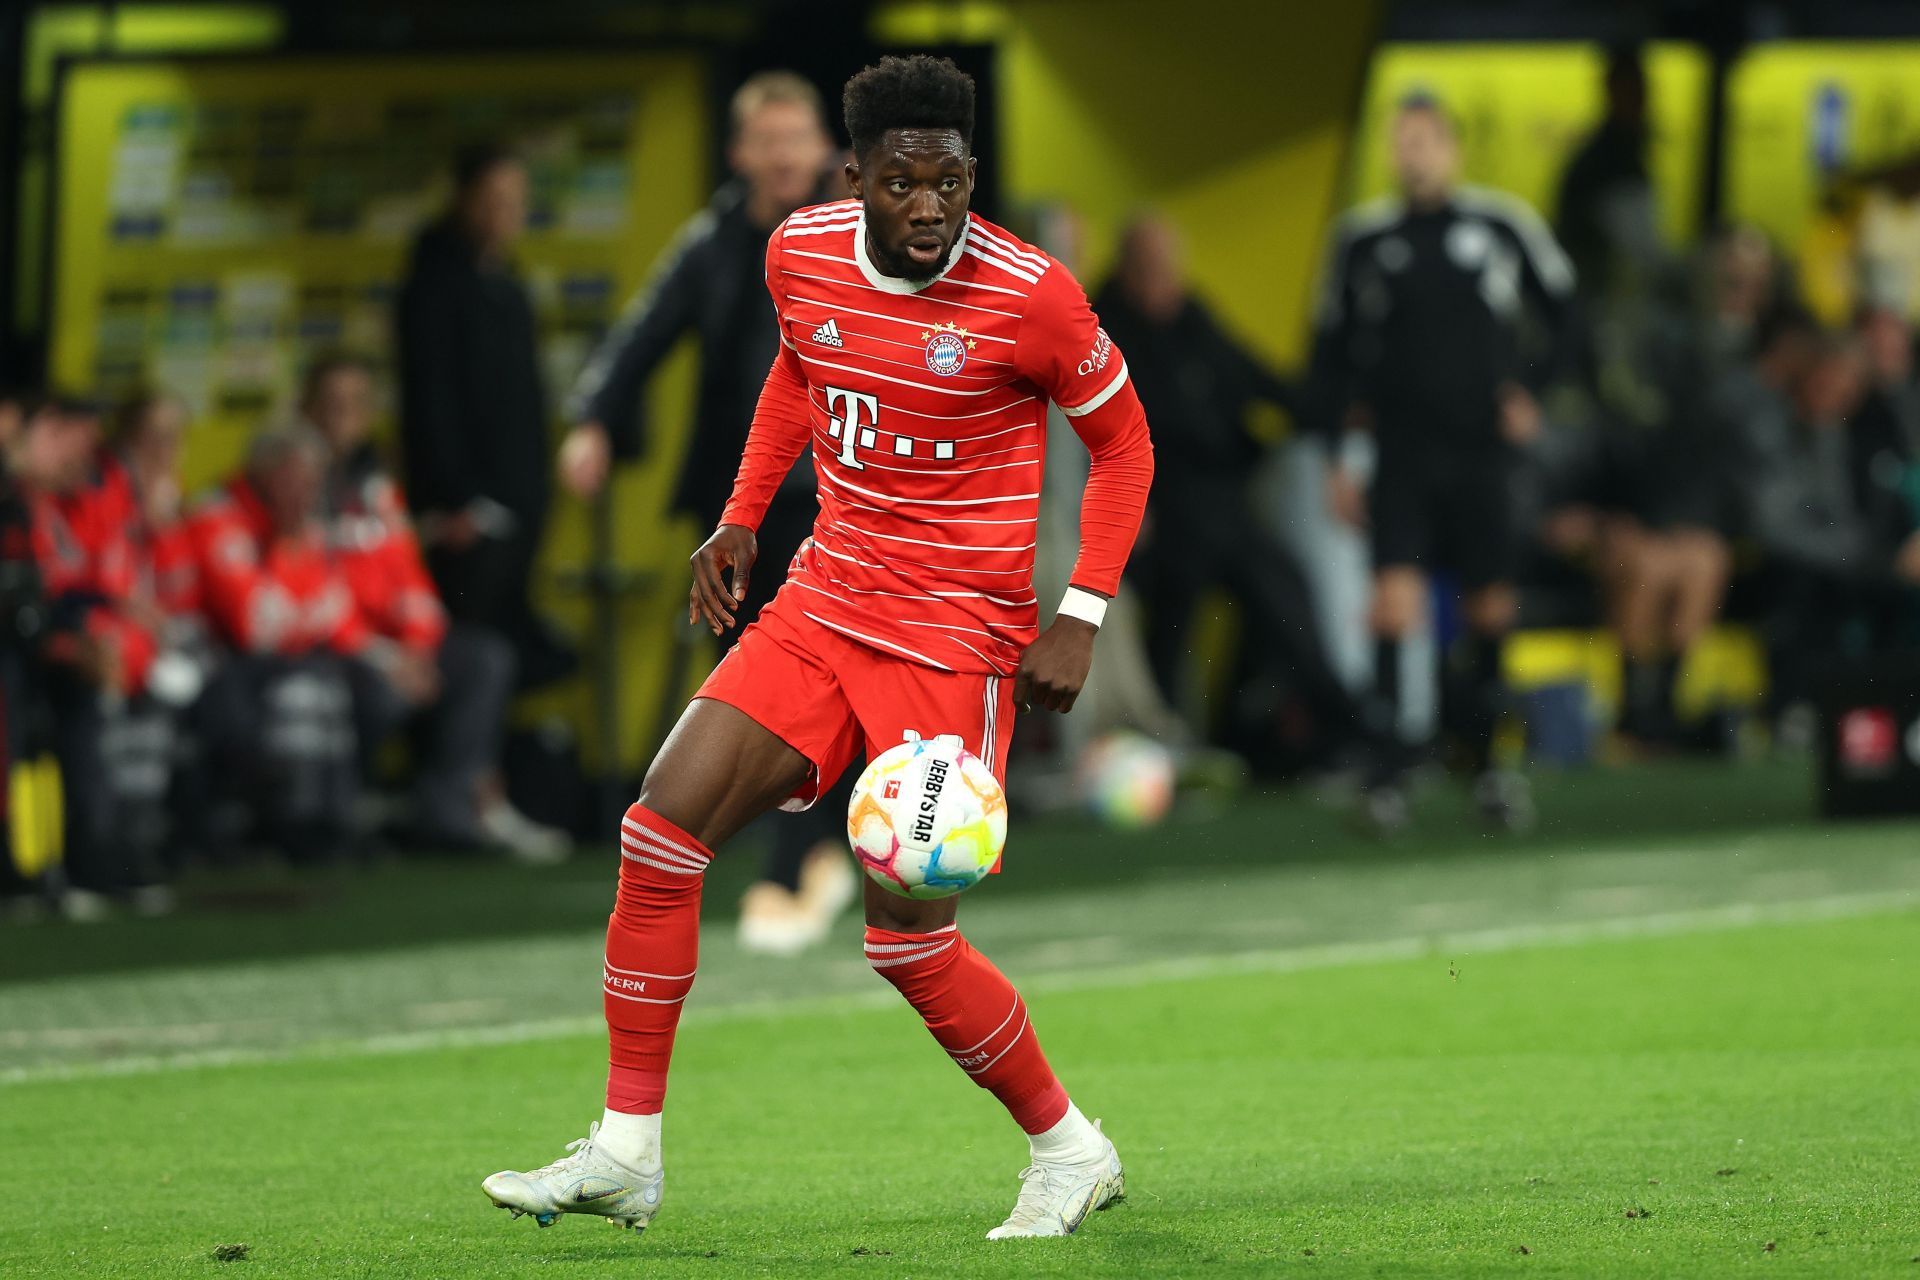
865,924,1071,1136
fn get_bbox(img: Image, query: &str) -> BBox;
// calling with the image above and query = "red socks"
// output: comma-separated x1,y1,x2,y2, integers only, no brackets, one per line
865,924,1070,1134
604,803,711,1115
605,803,1069,1136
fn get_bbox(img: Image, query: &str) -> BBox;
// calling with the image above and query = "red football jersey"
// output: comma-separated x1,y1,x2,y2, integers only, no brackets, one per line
719,200,1154,675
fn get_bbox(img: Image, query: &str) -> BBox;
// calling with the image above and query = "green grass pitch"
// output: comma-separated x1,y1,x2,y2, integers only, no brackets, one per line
2,761,1917,1277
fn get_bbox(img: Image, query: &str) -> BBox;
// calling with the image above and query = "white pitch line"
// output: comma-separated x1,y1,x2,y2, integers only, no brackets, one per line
3,889,1914,1088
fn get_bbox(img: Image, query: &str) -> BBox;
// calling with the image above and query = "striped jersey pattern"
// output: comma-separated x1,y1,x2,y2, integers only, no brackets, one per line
721,199,1147,675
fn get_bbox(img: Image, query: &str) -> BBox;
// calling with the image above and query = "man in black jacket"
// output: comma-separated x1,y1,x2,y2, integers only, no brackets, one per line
396,143,562,688
1311,94,1576,832
1098,216,1374,771
556,72,853,954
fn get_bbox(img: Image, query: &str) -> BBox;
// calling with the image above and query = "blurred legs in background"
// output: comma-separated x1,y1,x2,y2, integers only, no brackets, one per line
1606,521,1733,745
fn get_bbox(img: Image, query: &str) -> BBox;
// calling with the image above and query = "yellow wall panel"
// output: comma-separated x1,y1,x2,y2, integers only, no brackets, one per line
1350,42,1709,246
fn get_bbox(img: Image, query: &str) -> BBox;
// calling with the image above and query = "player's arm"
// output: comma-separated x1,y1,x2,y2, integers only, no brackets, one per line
1013,264,1155,713
1499,195,1579,443
395,268,485,519
559,212,711,496
1302,222,1373,526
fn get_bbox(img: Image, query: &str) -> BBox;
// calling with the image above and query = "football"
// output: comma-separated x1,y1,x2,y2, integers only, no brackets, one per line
847,732,1008,899
1077,730,1176,828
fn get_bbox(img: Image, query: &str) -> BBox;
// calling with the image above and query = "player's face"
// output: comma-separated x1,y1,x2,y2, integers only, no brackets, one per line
461,161,528,255
127,398,186,482
1798,350,1867,427
305,366,376,453
19,408,98,492
848,128,975,282
731,100,832,215
1391,109,1457,206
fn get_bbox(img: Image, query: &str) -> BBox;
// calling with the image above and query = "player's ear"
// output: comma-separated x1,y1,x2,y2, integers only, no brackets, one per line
845,158,863,200
966,156,978,189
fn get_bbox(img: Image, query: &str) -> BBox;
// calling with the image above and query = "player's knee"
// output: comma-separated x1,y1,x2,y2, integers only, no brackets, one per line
863,891,956,936
616,801,713,897
1462,585,1517,635
1370,572,1424,638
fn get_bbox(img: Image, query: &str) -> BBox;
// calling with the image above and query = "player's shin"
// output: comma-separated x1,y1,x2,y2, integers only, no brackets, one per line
865,924,1102,1148
601,803,712,1166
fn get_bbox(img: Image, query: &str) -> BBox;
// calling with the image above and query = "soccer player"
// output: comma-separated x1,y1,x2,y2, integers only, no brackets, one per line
482,56,1152,1240
1311,93,1574,833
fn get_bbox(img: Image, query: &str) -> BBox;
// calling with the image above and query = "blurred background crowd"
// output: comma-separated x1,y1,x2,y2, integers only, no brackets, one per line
4,0,1920,942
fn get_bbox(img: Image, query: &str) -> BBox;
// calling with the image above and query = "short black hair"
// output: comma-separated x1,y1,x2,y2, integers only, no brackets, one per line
842,55,975,159
452,140,521,193
1395,89,1455,133
300,349,375,406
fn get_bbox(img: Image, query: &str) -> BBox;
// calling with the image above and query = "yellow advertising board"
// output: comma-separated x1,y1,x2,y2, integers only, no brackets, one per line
1724,43,1920,249
52,52,712,767
1349,42,1709,246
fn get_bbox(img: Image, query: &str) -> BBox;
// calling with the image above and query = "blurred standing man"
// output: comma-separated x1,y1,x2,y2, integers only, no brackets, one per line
1096,216,1377,769
397,143,567,692
1311,94,1576,833
556,72,856,954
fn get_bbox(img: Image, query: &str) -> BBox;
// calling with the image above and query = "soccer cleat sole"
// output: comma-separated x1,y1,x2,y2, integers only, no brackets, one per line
488,1197,649,1234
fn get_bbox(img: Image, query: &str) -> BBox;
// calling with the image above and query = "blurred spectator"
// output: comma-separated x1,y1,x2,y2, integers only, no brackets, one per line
187,427,375,862
396,141,571,692
1750,331,1920,713
558,71,853,952
1,388,52,910
304,353,567,863
1584,240,1808,744
1311,93,1575,831
1850,304,1920,553
12,394,180,914
1097,215,1375,771
1555,45,1665,304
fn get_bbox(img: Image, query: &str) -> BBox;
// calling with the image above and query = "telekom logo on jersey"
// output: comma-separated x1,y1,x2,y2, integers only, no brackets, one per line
824,385,958,469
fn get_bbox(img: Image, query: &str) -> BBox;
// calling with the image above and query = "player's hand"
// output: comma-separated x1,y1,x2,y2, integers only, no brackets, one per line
690,524,757,636
1497,381,1543,447
74,631,126,696
558,422,612,498
1326,467,1367,529
1013,616,1098,714
1896,531,1920,585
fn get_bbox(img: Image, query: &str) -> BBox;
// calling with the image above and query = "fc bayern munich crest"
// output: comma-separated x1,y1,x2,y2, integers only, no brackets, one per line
922,321,975,377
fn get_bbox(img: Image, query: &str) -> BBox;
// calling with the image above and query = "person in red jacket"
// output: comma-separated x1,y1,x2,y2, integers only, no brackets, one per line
10,393,175,912
187,424,417,863
304,353,567,860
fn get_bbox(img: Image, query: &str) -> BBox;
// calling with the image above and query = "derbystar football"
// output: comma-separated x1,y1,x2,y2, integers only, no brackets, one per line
847,732,1007,899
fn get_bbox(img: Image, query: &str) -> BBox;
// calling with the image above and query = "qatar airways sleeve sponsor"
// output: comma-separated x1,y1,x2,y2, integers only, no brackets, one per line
1013,264,1131,417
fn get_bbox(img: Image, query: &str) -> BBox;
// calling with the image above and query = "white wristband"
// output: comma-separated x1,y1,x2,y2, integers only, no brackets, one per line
1057,586,1108,629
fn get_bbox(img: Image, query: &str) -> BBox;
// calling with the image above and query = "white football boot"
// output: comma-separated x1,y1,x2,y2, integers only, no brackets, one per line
481,1123,662,1232
986,1119,1126,1239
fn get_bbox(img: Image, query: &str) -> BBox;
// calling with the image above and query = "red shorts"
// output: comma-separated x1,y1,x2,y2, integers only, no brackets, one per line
695,595,1016,813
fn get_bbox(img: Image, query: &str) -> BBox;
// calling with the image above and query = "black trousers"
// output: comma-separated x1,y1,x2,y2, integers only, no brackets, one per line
349,625,516,844
48,676,172,894
1137,487,1368,761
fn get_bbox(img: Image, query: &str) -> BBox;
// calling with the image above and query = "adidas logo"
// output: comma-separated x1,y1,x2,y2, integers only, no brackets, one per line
811,318,845,347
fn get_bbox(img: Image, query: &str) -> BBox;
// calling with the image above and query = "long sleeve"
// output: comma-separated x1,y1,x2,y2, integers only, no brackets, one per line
565,208,710,456
395,244,483,514
1503,196,1579,392
1016,265,1154,596
717,339,814,533
1300,223,1364,441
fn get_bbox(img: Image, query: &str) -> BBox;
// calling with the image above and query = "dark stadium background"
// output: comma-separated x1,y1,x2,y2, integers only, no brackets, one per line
3,3,1919,1277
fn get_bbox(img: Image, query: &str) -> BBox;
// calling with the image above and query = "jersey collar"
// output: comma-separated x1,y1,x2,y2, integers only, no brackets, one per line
854,209,969,294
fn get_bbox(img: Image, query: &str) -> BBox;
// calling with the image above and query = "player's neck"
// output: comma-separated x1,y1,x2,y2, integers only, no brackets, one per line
745,187,795,231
